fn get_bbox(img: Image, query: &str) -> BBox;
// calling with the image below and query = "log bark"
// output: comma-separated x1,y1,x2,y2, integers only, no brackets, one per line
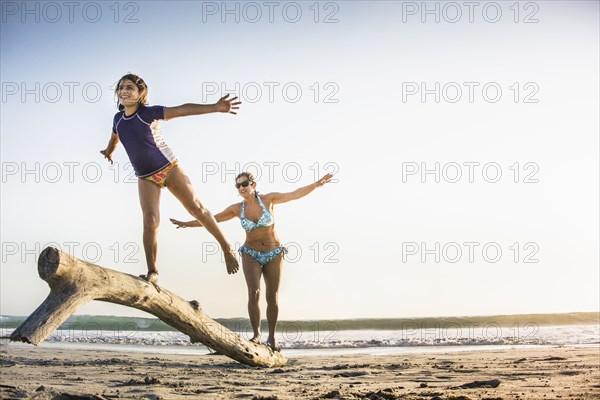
10,247,287,368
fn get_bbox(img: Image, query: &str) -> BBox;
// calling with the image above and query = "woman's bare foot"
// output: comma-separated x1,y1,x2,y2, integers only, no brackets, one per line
249,336,260,344
266,338,281,352
139,270,159,284
223,250,239,274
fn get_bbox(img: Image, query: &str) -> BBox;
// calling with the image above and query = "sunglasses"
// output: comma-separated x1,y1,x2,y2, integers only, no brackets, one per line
235,180,253,189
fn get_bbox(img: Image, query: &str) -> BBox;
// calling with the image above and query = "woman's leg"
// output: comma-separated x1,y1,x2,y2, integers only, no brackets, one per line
164,165,239,274
138,178,162,282
262,251,284,350
241,251,263,342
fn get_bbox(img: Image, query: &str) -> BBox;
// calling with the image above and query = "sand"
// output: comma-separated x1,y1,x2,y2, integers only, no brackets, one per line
1,345,598,399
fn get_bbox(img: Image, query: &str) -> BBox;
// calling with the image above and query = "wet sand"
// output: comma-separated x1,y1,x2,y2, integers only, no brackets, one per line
1,345,599,399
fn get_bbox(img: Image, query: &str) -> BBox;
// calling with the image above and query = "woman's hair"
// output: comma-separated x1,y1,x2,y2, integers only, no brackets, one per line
236,172,255,182
236,172,258,195
115,73,148,111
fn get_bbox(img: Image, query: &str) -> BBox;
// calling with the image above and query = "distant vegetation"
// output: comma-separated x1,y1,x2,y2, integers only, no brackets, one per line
2,312,598,332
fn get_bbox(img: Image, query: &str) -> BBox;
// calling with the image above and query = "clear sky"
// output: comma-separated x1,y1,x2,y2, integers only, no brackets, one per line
1,1,598,320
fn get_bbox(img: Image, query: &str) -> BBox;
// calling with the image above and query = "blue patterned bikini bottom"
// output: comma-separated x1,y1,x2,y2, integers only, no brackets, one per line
239,245,287,267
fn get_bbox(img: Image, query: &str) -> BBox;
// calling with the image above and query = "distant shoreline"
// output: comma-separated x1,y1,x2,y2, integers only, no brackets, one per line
2,311,598,331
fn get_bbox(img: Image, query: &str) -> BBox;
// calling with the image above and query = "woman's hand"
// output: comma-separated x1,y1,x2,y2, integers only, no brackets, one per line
315,173,334,187
170,218,188,229
215,94,242,114
100,150,114,165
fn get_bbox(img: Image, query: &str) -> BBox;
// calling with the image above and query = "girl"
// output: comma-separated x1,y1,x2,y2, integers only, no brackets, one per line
170,172,333,351
101,73,241,283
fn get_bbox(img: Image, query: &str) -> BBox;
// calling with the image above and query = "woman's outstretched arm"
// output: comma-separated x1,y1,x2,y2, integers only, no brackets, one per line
268,173,333,205
164,94,241,120
170,204,238,228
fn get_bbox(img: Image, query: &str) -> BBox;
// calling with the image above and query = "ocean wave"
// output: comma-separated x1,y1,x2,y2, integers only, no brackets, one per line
3,324,597,350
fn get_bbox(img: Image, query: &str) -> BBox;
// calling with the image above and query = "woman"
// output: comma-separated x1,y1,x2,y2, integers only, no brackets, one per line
170,172,333,350
101,73,241,284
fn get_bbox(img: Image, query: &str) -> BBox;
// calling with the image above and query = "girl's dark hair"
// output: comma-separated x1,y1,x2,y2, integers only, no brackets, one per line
115,73,148,111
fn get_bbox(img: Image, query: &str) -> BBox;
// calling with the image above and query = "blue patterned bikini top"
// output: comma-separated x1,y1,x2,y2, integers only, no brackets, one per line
240,195,274,232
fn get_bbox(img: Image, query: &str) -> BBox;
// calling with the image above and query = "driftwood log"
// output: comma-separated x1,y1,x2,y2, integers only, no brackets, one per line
10,247,287,368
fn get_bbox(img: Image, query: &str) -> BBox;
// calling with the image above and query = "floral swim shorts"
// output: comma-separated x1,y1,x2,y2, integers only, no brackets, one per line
143,160,178,188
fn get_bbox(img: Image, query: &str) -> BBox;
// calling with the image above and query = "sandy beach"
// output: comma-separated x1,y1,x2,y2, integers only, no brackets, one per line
1,345,598,400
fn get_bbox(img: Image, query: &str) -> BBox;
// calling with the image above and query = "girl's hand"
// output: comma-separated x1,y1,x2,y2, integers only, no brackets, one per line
215,94,242,114
170,218,188,229
100,150,114,165
316,173,334,187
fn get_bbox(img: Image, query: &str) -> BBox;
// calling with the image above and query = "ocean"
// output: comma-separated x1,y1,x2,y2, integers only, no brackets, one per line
2,313,598,356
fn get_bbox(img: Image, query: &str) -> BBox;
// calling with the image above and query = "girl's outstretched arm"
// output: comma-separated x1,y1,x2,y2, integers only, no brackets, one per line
100,131,120,164
268,173,333,205
170,204,238,228
164,94,241,120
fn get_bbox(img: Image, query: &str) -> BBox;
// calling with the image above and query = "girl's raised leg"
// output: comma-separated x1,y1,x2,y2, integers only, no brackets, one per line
165,165,239,274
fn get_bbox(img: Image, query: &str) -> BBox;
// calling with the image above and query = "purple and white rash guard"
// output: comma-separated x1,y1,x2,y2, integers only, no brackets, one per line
112,105,176,177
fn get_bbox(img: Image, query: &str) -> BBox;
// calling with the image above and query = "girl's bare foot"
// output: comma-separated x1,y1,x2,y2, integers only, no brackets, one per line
266,338,281,352
139,270,159,284
224,250,239,274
